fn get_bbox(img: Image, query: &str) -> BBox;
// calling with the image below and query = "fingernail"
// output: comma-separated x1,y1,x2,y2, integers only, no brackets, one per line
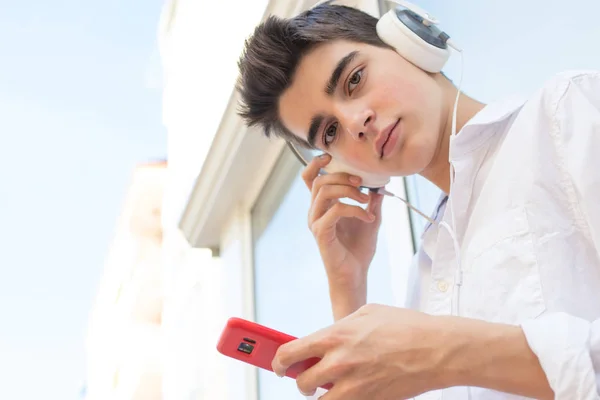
350,176,361,185
368,212,376,220
300,389,316,396
318,153,330,160
272,359,282,377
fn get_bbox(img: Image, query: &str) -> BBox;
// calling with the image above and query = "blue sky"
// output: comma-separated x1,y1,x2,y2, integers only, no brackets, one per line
0,1,165,399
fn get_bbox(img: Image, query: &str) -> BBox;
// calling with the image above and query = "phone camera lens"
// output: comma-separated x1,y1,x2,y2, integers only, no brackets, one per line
237,342,254,354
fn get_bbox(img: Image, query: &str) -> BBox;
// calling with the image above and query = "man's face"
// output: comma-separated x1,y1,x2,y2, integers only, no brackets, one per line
279,40,447,177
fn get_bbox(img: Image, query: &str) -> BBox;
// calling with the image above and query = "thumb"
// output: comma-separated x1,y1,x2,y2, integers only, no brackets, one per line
366,191,384,219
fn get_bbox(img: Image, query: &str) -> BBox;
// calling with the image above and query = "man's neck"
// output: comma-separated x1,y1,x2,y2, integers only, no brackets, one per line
421,76,486,194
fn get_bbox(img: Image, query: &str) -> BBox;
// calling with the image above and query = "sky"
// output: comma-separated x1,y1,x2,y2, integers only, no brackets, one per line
0,1,166,399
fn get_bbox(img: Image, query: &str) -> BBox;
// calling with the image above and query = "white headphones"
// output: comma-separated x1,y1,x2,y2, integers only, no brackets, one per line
290,0,462,189
377,0,461,72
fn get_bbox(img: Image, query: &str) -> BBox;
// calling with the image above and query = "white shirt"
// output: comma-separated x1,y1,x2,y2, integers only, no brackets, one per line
404,70,600,399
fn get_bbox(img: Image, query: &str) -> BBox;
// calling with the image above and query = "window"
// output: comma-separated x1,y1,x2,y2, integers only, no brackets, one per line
251,148,394,400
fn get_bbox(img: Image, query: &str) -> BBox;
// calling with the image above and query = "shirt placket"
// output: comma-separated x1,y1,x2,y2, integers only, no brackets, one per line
422,158,478,400
425,223,458,316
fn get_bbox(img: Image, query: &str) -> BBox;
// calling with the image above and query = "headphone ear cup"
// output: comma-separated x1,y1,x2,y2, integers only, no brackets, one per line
376,8,450,73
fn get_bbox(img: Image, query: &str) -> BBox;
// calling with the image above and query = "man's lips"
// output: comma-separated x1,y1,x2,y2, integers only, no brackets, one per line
376,119,400,158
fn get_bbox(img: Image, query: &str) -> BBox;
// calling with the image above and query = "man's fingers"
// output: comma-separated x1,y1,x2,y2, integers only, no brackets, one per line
272,330,331,378
310,172,362,202
320,202,375,225
302,154,331,190
366,191,384,221
310,203,375,242
295,354,343,397
309,185,369,224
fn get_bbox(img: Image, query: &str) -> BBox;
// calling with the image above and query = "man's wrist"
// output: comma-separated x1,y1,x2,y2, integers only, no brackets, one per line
436,316,553,399
327,275,367,321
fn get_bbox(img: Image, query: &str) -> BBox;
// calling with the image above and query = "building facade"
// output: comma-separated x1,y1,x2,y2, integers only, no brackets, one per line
85,162,166,400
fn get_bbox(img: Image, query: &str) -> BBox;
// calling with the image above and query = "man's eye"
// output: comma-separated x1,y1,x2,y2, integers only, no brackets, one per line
323,123,338,146
348,70,362,93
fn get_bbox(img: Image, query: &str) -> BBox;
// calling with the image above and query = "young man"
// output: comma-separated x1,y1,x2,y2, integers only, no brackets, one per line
236,3,600,399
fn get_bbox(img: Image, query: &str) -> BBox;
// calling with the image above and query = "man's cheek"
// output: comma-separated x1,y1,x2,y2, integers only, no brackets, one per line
342,149,374,172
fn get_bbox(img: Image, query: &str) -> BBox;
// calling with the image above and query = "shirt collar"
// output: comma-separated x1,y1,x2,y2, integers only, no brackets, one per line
418,93,528,241
450,93,528,159
420,193,448,240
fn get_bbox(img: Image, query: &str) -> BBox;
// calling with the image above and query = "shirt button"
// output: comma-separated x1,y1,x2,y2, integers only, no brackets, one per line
437,280,449,292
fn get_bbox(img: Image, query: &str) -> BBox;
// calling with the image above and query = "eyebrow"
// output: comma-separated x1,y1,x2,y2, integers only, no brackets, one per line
325,51,359,96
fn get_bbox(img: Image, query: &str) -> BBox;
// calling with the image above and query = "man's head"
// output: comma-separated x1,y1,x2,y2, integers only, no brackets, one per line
237,3,456,178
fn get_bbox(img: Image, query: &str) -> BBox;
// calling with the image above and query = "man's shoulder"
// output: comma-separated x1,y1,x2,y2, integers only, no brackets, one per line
528,69,600,113
508,69,600,160
542,69,600,86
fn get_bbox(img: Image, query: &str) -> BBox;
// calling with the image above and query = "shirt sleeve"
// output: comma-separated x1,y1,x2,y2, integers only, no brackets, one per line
521,71,600,399
521,313,600,399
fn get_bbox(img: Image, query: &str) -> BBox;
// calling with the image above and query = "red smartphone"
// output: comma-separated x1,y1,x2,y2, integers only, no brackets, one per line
216,317,333,390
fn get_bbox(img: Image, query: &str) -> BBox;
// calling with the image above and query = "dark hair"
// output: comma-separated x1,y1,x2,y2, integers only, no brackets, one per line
236,4,391,148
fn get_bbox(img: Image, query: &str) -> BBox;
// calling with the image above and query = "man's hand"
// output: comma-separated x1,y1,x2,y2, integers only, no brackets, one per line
272,304,457,398
271,304,554,399
302,154,384,320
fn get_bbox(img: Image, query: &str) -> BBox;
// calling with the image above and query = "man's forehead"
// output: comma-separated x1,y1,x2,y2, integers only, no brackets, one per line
301,40,362,70
278,77,318,143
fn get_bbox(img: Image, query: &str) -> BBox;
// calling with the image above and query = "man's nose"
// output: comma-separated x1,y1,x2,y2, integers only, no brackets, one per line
338,106,375,141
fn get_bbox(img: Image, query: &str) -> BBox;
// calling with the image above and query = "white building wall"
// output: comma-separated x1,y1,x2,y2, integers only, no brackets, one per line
85,163,166,400
160,229,219,399
157,0,271,397
157,0,270,231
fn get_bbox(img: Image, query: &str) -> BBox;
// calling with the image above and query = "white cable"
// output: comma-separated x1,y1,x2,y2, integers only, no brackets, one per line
440,40,472,400
446,38,462,53
375,188,436,224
